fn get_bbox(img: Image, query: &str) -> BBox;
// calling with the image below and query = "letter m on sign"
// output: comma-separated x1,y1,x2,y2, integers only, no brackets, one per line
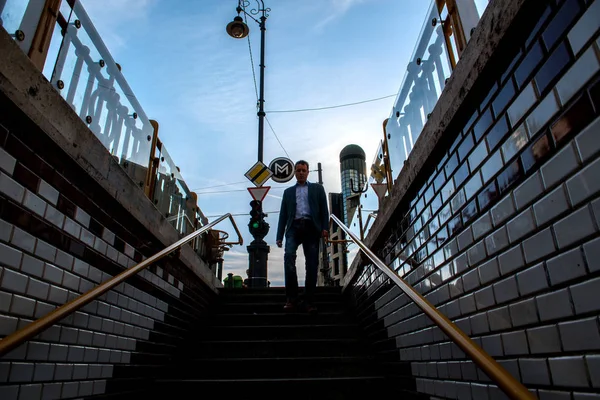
275,163,290,175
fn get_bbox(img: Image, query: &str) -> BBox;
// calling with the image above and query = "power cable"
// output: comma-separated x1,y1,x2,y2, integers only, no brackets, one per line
265,116,290,159
196,186,289,195
266,93,397,113
206,210,280,218
190,180,248,191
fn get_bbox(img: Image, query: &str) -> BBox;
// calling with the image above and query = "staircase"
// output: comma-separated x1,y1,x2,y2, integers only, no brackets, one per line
150,286,419,399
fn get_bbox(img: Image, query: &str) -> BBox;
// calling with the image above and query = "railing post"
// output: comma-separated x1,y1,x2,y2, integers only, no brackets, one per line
381,118,393,194
145,120,160,199
28,0,62,71
452,0,481,43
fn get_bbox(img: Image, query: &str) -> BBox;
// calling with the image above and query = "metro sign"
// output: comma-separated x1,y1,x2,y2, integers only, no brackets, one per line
269,157,294,183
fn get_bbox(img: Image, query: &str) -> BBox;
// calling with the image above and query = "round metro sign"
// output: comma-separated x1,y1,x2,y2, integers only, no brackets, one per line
268,157,294,183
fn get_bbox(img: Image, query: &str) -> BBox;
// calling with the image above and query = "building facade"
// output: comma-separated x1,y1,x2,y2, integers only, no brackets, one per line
322,146,367,287
320,192,348,286
339,145,367,226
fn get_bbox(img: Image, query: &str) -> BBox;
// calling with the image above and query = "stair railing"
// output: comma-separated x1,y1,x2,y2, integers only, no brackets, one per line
329,214,534,400
0,213,243,357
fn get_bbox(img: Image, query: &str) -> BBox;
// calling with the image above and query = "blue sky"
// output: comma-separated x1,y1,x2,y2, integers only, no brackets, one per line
78,0,432,286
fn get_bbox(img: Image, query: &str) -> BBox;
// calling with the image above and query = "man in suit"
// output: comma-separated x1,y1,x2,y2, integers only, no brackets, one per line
276,160,329,313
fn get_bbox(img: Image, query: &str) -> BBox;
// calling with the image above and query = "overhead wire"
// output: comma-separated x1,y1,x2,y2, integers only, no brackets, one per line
196,186,290,195
265,116,291,159
266,93,398,113
206,210,280,218
190,181,248,191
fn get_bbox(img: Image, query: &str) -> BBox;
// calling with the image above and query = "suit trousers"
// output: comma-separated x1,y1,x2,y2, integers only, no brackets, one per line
283,219,320,305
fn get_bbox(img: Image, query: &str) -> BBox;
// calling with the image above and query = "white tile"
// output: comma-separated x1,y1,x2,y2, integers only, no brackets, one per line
27,278,50,301
22,190,47,217
101,365,113,378
20,254,44,277
79,228,95,247
556,46,600,105
44,206,65,228
0,147,16,175
93,237,108,255
124,243,135,258
106,246,118,262
74,207,90,228
0,220,13,242
508,83,537,126
568,0,600,55
55,250,74,270
72,259,89,278
0,292,14,314
526,90,560,137
63,217,81,239
502,123,529,163
574,116,600,163
34,240,57,263
10,227,36,253
10,294,35,317
117,252,129,267
0,172,25,203
0,268,28,294
37,180,58,206
43,263,64,285
101,228,115,246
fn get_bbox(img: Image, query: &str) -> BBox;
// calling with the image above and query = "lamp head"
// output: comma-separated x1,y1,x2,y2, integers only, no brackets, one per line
227,16,249,39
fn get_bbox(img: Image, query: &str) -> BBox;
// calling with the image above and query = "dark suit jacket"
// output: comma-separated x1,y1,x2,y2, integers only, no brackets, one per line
276,181,329,242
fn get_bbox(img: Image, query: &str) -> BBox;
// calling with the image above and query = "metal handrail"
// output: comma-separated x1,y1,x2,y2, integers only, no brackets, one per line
0,213,243,357
329,214,534,400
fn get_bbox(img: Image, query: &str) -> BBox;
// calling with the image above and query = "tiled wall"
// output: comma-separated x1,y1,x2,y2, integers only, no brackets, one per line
0,85,216,397
352,0,600,398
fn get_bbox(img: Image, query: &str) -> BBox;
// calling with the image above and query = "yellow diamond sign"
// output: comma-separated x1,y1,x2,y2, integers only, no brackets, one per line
245,161,273,187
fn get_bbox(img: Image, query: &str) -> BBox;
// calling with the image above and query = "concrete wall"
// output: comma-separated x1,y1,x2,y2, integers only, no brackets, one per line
0,27,219,399
348,0,600,398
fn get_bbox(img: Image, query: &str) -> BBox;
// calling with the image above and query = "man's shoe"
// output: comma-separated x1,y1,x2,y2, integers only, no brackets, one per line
306,304,318,315
283,302,296,312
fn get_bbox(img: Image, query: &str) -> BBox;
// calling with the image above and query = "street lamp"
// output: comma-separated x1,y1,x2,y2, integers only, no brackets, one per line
227,0,271,288
226,0,269,163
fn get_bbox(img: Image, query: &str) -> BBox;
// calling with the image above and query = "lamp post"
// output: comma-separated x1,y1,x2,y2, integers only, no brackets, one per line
227,0,271,287
226,0,269,163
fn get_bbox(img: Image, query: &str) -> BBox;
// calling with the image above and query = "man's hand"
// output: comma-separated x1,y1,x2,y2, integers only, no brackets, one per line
276,240,283,248
321,230,329,240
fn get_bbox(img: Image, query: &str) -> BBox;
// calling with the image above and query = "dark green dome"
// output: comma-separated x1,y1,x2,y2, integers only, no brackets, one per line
339,144,366,162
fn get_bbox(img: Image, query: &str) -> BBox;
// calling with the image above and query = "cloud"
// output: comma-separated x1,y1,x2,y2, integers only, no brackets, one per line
312,0,368,31
79,0,157,54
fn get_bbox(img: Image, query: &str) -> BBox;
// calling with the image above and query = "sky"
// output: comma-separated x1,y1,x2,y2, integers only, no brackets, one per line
74,0,433,286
